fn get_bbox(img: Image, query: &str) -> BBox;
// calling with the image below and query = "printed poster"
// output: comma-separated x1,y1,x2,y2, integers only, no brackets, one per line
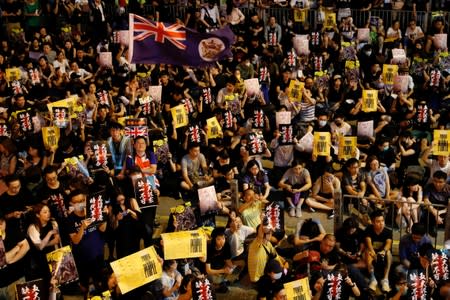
86,190,107,224
393,75,409,93
357,28,370,42
188,124,202,143
99,52,113,68
293,9,307,23
382,64,398,85
0,238,6,269
357,120,374,138
206,117,222,139
288,80,304,102
0,124,10,138
47,95,79,118
148,85,162,104
284,277,311,300
110,246,162,294
53,106,70,128
153,138,170,164
96,90,110,106
244,78,260,97
433,130,450,156
192,277,216,300
132,174,158,209
407,269,427,300
324,11,336,30
264,202,283,232
161,230,207,260
313,132,331,156
362,90,378,112
338,136,357,161
299,132,314,153
170,204,197,231
124,118,148,138
429,249,449,283
46,246,79,287
92,141,109,167
198,185,219,215
16,110,34,133
5,68,21,82
293,35,309,55
276,111,291,126
279,124,293,146
15,278,47,300
248,132,265,155
41,126,60,149
139,96,152,115
392,48,407,64
253,109,265,129
322,271,346,300
171,104,189,128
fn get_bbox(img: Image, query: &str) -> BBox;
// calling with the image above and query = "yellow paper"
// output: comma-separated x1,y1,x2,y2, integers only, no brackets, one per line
362,90,378,112
382,64,398,85
288,80,304,102
284,278,311,300
324,12,336,29
338,136,357,160
171,104,188,128
293,9,307,23
110,246,162,294
433,130,450,156
5,68,21,82
206,117,222,139
47,95,79,118
313,132,331,156
345,60,360,69
117,116,130,126
161,229,207,260
42,126,60,150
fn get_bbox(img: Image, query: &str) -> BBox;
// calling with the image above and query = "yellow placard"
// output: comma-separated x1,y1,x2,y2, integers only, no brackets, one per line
284,278,311,300
382,64,398,85
338,136,357,161
161,229,207,260
117,116,130,126
5,68,21,82
42,126,60,150
345,60,360,69
362,90,378,112
171,104,188,128
206,117,222,139
293,9,307,23
313,132,331,157
110,246,162,294
433,130,450,156
288,80,304,102
47,95,79,118
324,12,336,29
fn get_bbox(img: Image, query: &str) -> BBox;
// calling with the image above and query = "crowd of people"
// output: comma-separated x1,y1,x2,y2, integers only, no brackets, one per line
1,0,450,299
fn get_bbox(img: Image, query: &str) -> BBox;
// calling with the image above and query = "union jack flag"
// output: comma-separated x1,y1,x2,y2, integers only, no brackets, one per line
17,111,34,133
189,125,201,143
253,109,264,129
202,88,212,104
133,14,186,50
88,194,104,222
96,90,110,106
125,126,148,138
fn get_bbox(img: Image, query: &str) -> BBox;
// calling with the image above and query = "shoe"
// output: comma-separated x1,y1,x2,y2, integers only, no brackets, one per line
296,207,302,218
368,278,378,291
289,207,295,217
216,283,229,293
327,210,335,219
381,279,391,292
309,207,315,213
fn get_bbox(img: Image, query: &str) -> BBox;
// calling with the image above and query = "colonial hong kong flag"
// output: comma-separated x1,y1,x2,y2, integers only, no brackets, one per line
129,14,235,67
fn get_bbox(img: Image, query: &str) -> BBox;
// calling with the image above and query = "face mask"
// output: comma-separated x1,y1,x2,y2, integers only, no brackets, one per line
365,50,372,56
384,146,389,151
273,272,282,280
73,203,86,212
245,62,251,67
319,120,327,127
287,21,293,27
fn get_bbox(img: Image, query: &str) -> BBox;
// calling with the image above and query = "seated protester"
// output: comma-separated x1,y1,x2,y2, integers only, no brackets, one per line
365,210,393,293
67,189,107,295
0,214,30,300
107,121,132,180
397,223,432,275
0,137,18,177
92,104,112,141
125,136,157,176
398,177,423,232
53,134,84,166
248,222,288,283
411,243,440,299
242,159,271,203
396,131,420,185
238,188,264,229
161,259,183,300
205,227,242,293
178,274,196,300
305,164,340,219
335,217,365,265
365,155,398,208
215,165,237,209
386,272,409,300
278,159,312,218
367,138,397,173
180,143,213,192
422,170,450,237
211,149,238,180
342,158,367,213
225,214,255,261
420,144,450,184
292,218,326,249
257,259,287,300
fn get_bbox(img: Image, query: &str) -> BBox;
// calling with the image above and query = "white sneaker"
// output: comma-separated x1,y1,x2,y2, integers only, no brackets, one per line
368,278,378,291
289,207,295,217
381,279,391,292
296,207,302,218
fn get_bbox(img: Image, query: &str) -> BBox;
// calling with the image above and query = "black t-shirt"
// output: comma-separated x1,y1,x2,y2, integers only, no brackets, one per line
206,242,231,270
0,223,27,287
310,241,341,266
335,227,364,255
38,184,68,220
3,0,22,23
257,276,285,299
364,226,393,252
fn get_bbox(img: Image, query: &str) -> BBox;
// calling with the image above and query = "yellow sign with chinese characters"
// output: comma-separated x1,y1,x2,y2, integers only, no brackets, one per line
171,104,188,128
382,64,398,85
362,90,378,112
313,132,331,156
338,136,357,161
161,229,207,260
42,126,60,150
433,130,450,156
288,80,304,102
206,117,222,139
284,277,311,300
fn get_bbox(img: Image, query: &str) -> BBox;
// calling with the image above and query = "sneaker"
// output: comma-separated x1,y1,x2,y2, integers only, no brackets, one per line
381,279,391,292
289,207,295,217
327,210,335,219
368,278,378,291
296,207,302,218
309,206,316,213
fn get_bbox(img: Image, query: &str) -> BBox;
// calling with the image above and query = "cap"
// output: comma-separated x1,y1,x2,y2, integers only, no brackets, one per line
266,259,283,274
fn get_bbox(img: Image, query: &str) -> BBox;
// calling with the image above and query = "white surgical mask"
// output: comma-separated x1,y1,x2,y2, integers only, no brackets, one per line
319,120,327,127
73,203,86,212
273,272,282,280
